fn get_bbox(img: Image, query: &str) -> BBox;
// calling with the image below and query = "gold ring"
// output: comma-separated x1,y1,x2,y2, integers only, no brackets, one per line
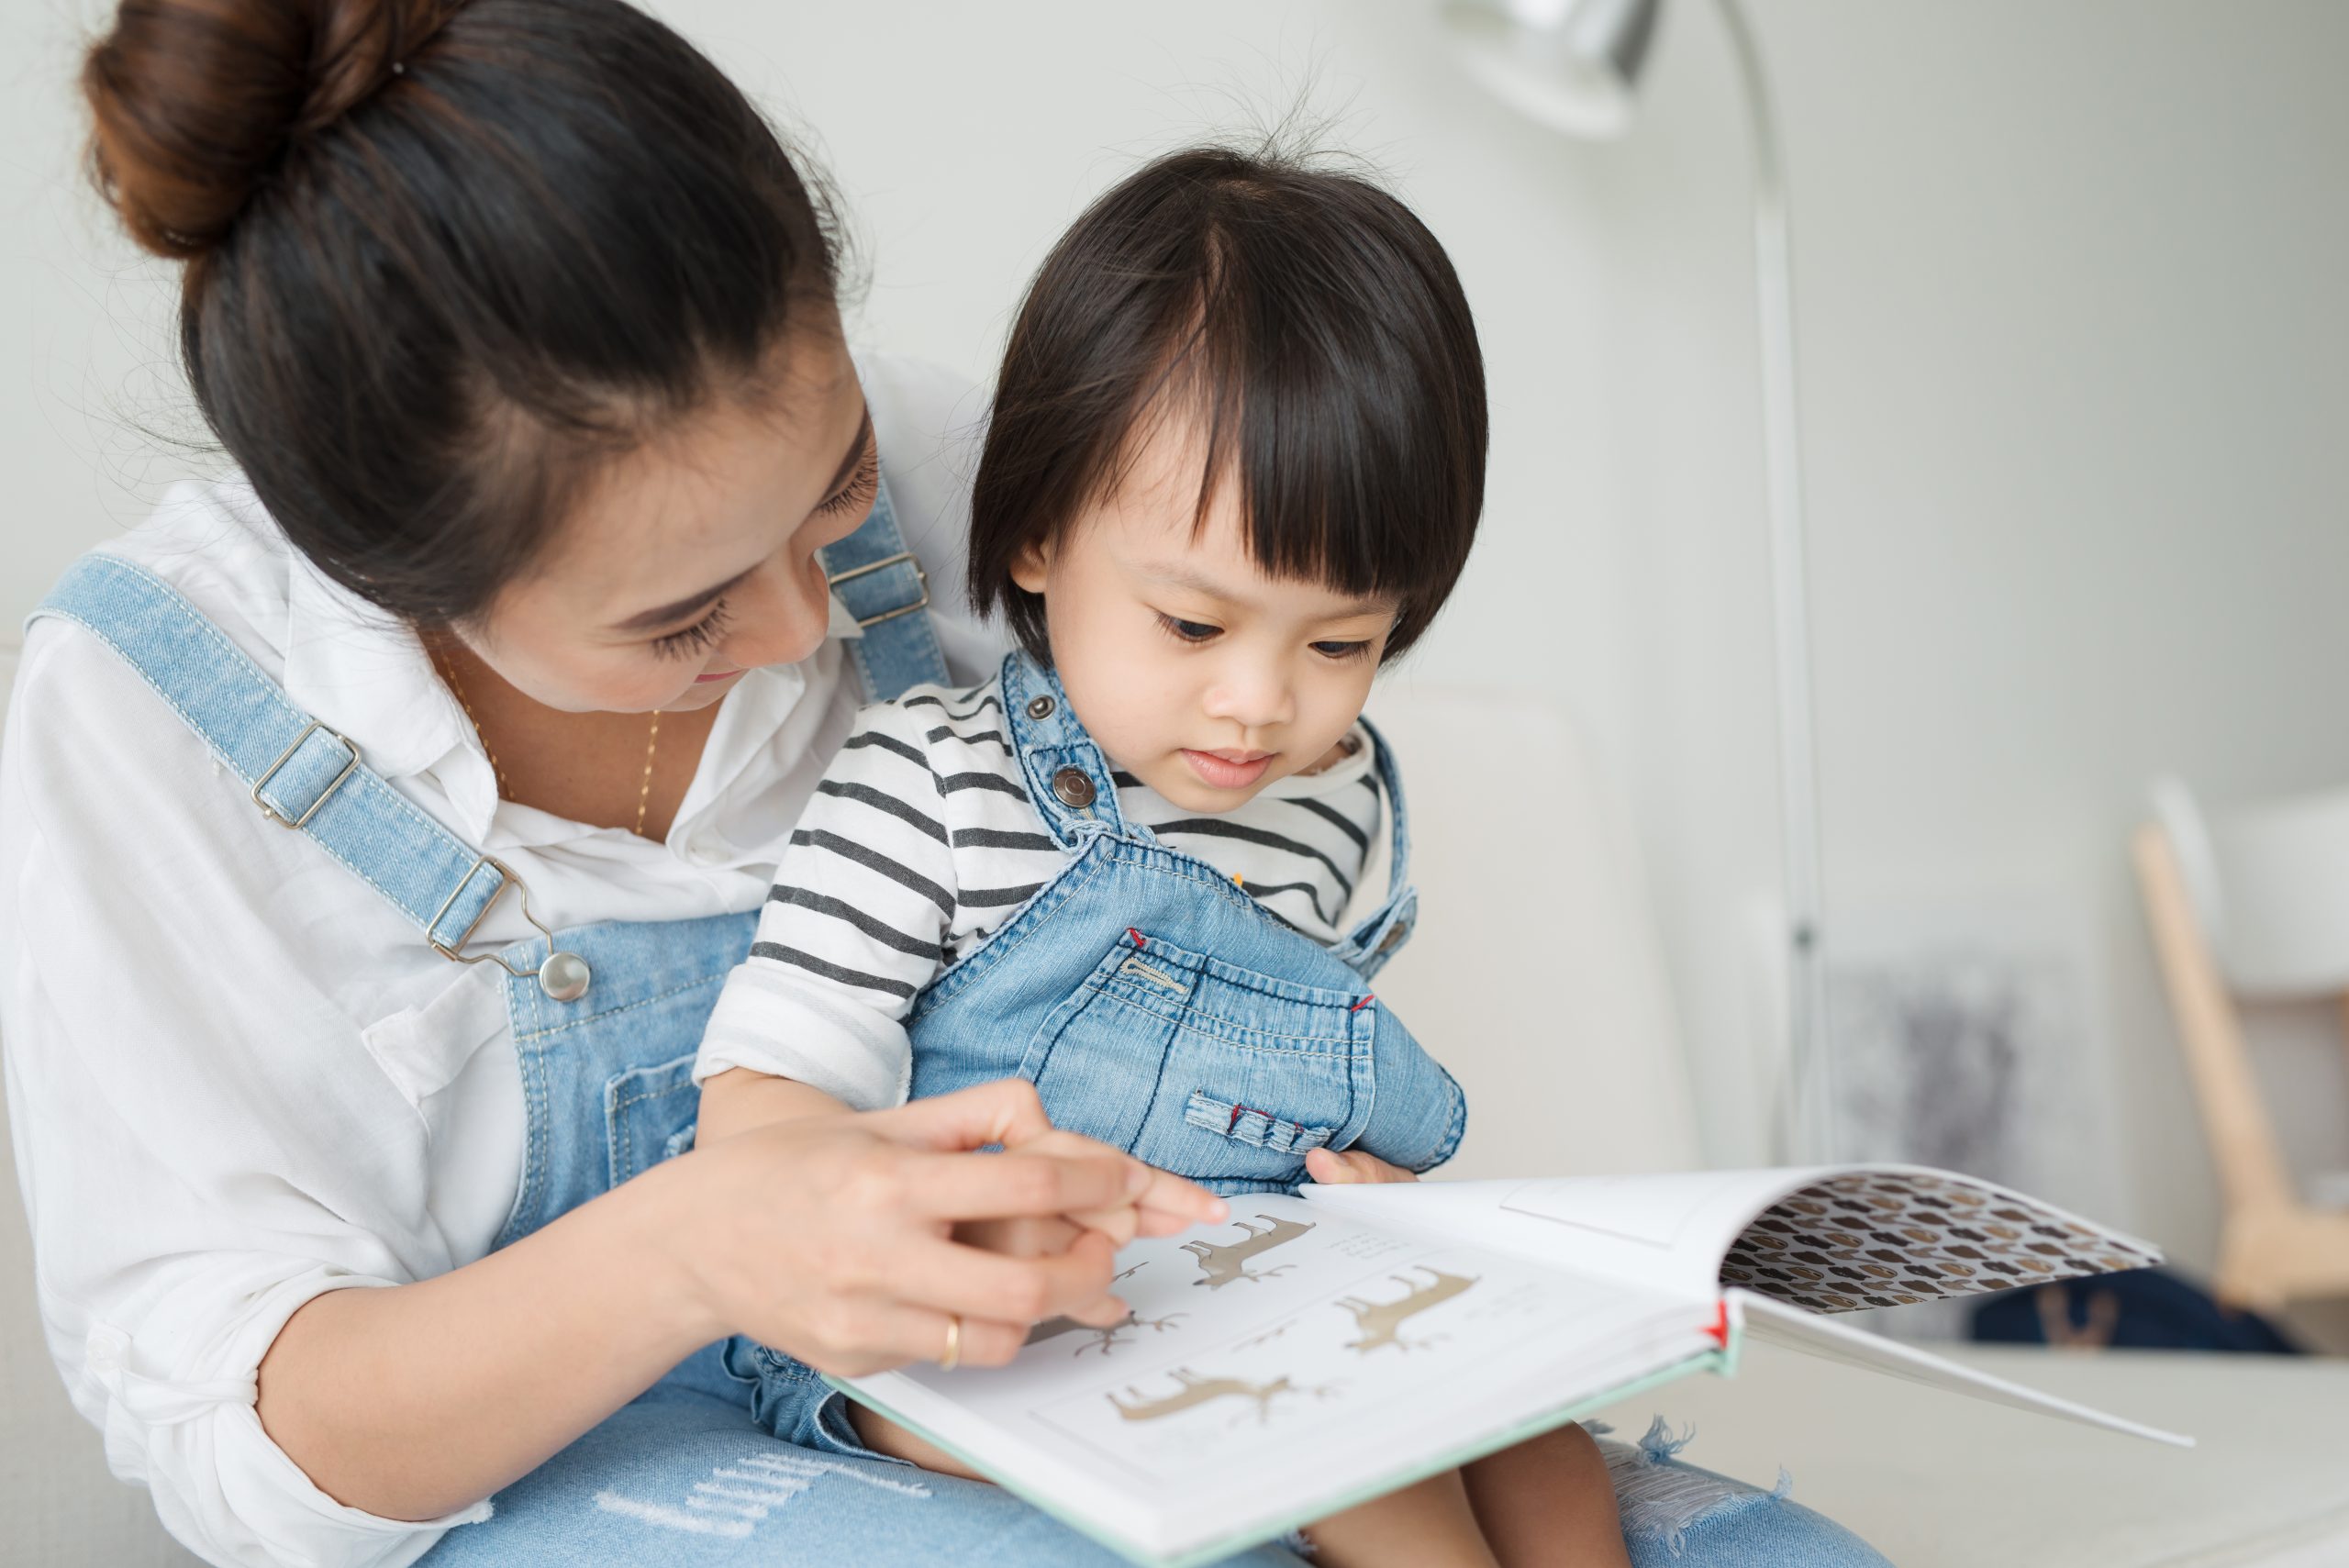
940,1314,963,1372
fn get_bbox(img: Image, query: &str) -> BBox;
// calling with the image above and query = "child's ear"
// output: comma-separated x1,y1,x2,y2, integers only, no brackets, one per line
1008,537,1052,595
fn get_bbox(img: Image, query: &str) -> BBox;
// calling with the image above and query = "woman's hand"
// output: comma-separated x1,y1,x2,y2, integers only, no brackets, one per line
1303,1147,1422,1185
660,1079,1225,1376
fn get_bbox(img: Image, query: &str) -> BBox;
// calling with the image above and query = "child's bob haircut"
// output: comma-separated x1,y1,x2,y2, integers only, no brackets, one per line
968,144,1487,665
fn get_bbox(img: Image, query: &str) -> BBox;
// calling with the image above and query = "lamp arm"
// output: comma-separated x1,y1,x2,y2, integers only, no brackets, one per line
1713,0,1831,1162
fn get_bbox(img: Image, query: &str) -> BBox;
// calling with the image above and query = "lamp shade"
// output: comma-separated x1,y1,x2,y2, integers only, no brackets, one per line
1436,0,1661,139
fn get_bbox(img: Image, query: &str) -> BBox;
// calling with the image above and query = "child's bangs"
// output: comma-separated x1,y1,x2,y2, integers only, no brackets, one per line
1148,305,1436,617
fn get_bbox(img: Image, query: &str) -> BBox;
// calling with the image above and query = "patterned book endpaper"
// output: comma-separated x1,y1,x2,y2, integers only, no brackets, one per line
1718,1169,2163,1314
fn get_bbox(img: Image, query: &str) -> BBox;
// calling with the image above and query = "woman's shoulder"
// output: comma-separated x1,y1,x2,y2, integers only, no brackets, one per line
23,473,302,689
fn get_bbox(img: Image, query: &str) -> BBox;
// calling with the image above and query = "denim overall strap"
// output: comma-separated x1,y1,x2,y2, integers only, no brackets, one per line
818,473,951,703
31,554,517,959
1323,715,1419,981
997,651,1134,845
996,648,1419,983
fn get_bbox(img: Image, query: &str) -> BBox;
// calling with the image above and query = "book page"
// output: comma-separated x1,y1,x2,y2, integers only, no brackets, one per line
841,1195,1711,1563
1310,1166,2163,1313
1713,1168,2163,1313
1733,1292,2191,1446
1306,1171,1820,1299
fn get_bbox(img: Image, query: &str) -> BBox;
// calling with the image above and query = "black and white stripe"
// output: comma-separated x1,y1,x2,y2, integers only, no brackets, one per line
698,674,1383,1107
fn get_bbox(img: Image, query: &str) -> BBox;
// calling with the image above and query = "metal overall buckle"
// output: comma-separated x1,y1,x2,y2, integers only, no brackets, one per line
826,550,930,628
428,854,593,1001
250,721,361,829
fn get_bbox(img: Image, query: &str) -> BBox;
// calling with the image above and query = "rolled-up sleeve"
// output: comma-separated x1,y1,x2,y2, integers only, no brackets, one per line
2,628,491,1568
695,698,958,1111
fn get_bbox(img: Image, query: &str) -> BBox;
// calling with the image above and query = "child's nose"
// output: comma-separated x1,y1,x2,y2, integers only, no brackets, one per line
1203,662,1295,729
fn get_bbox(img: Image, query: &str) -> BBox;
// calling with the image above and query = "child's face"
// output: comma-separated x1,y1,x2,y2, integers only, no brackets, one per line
1013,415,1398,813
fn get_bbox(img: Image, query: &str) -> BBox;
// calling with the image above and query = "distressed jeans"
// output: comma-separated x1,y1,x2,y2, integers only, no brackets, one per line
417,1374,1892,1566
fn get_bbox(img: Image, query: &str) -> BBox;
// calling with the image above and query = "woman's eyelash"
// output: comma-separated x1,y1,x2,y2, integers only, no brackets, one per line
651,599,731,659
818,443,880,517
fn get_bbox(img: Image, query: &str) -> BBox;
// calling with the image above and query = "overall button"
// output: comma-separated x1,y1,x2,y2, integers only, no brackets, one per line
538,950,593,1002
1026,695,1056,720
1050,767,1097,808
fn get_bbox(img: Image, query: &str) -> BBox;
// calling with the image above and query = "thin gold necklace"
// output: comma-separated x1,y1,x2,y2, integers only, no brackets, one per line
436,651,663,838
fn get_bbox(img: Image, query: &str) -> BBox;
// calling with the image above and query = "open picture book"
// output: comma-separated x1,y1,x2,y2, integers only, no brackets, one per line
833,1164,2188,1567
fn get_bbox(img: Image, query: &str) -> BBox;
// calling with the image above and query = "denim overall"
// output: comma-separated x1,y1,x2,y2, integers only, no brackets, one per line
912,651,1467,1190
30,489,1890,1565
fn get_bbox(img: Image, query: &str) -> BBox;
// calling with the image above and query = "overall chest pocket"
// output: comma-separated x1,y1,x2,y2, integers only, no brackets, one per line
606,1052,702,1190
1016,929,1372,1186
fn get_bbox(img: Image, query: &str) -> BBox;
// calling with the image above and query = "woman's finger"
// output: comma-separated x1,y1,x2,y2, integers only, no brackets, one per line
1134,1162,1228,1226
952,1214,1085,1258
898,1147,1144,1221
1010,1128,1230,1230
869,1078,1059,1152
888,1227,1128,1326
795,1301,1033,1378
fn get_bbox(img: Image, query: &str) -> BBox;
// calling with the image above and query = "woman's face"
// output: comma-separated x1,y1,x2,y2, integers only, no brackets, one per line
452,329,877,714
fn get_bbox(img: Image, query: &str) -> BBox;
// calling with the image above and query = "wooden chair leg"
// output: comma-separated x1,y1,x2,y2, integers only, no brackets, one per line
2134,824,2312,1309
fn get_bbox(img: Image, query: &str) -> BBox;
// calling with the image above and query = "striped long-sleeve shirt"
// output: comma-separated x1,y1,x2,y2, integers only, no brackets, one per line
695,675,1384,1109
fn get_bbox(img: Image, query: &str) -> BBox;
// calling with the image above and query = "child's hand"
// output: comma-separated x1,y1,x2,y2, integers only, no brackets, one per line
1304,1148,1421,1185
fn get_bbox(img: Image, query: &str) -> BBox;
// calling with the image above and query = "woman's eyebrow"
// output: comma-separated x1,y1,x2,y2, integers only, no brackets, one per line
611,565,761,634
609,405,874,634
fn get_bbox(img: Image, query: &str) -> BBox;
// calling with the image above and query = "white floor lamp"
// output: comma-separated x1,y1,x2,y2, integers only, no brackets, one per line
1437,0,1833,1162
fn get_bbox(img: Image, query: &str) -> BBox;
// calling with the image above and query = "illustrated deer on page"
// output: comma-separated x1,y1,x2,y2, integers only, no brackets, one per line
1025,1310,1188,1358
1335,1266,1478,1353
1181,1215,1317,1289
1108,1367,1335,1426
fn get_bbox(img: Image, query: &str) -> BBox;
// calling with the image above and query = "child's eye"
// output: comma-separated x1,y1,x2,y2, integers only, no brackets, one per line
1312,639,1374,661
1157,614,1221,644
651,600,731,659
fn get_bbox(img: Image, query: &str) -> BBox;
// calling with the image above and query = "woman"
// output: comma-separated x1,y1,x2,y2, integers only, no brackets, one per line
2,1,1894,1563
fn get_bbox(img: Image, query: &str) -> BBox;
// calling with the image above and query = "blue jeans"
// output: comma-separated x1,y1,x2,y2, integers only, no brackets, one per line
418,1378,1889,1565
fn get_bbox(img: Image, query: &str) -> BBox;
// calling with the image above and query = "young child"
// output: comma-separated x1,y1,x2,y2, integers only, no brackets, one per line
695,145,1631,1568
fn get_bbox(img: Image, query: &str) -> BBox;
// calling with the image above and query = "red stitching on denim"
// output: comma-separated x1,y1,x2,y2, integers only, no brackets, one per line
1126,927,1147,949
1350,995,1375,1013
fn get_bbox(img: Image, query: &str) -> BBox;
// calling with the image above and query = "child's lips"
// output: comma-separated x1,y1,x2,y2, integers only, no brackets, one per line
1181,748,1272,789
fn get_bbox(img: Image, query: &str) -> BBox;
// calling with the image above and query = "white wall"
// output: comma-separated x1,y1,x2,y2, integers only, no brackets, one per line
6,0,2348,1281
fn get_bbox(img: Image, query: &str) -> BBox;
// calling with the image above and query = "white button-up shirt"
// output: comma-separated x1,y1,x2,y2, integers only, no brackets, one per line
0,355,1003,1568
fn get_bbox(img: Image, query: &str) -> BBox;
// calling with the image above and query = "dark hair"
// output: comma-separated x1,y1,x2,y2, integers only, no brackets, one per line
82,0,841,627
968,144,1486,664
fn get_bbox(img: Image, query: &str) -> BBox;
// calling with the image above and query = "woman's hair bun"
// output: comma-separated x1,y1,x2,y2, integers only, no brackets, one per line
83,0,455,259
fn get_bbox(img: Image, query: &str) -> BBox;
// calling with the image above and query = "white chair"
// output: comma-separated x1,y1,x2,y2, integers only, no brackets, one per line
2134,776,2349,1311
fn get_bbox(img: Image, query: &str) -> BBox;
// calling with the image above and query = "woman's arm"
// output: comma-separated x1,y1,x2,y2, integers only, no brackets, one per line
258,1079,1198,1521
696,1065,852,1141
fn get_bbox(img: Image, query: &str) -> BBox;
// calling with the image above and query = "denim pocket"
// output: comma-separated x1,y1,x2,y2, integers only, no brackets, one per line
1019,929,1368,1184
603,1051,701,1189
